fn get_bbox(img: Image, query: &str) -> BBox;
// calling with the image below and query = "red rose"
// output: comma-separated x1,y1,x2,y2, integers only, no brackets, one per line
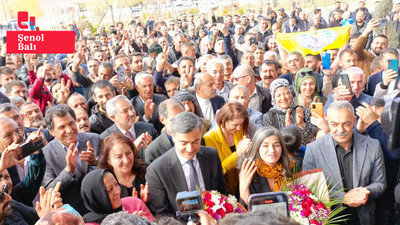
204,193,211,200
224,202,234,213
316,202,326,210
205,200,215,208
205,207,214,216
303,207,312,217
216,208,226,218
310,219,318,224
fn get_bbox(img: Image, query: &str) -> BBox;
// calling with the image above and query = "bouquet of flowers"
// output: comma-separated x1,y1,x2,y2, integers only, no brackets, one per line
285,169,347,225
288,184,329,225
202,191,246,222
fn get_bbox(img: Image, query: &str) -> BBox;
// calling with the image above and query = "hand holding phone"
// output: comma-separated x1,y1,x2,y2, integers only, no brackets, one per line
250,37,256,46
248,192,290,217
18,135,45,160
117,66,126,82
340,73,352,91
321,52,330,70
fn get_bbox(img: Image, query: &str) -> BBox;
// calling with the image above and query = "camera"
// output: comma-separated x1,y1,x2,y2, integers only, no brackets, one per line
176,191,203,223
382,92,400,150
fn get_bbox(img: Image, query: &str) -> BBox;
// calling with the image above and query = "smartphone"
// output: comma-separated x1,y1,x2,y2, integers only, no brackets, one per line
217,17,224,23
388,59,398,75
47,55,56,67
148,21,154,32
311,102,324,118
250,37,256,46
248,192,289,217
17,136,44,160
340,73,352,91
378,18,387,27
116,66,126,82
321,52,330,70
208,30,214,42
292,1,296,8
2,36,6,44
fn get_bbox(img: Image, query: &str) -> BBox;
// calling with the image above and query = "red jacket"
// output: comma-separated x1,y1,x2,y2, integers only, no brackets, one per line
28,70,52,115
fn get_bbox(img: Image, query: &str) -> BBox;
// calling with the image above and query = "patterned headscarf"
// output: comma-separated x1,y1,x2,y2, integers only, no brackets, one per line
270,78,296,112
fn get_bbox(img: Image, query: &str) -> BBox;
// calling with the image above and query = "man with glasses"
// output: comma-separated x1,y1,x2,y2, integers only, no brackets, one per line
232,64,271,113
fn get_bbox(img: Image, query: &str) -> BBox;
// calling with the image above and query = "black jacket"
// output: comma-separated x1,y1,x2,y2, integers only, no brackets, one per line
4,200,39,225
89,104,114,134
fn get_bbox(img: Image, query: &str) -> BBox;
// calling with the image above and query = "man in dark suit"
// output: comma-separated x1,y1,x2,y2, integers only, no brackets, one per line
145,99,184,163
101,95,157,159
146,112,227,217
42,104,101,215
303,101,386,225
232,64,271,113
194,72,225,124
131,72,168,134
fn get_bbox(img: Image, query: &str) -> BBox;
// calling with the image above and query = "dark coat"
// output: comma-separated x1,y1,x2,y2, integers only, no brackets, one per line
144,131,174,164
146,146,228,217
100,122,158,159
89,104,114,134
131,94,168,134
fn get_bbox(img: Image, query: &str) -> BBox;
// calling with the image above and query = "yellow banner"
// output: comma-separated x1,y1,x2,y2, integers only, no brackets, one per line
277,26,350,56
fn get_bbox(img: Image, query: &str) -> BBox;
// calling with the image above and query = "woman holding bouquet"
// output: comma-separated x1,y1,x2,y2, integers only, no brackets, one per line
238,127,293,205
203,102,251,196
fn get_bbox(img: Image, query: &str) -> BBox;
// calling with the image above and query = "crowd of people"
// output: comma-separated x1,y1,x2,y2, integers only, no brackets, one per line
0,0,399,224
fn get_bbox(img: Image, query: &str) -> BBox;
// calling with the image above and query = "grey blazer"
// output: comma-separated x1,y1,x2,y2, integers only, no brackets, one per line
145,131,174,164
41,132,102,215
303,132,386,225
100,122,158,159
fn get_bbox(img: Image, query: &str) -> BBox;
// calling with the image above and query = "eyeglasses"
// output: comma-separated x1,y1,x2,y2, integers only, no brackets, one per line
0,185,9,203
233,74,250,81
298,70,315,77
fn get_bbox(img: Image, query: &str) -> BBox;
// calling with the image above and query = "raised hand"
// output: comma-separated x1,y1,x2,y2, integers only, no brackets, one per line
134,132,152,150
144,100,155,121
285,109,292,126
295,107,305,129
35,182,63,218
237,135,252,155
0,142,23,172
79,141,96,165
65,143,78,174
382,69,397,86
239,158,257,205
56,79,71,104
140,182,149,204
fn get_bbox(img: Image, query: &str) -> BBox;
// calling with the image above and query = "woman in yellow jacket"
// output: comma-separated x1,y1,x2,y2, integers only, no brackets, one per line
203,102,250,195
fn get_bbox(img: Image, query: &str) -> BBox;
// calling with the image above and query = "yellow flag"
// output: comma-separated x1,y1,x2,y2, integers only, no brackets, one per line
277,26,351,56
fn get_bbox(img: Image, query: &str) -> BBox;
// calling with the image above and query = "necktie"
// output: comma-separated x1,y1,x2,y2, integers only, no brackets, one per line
126,131,135,142
187,159,200,191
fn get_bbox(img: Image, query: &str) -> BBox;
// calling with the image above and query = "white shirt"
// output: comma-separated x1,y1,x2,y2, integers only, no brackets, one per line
196,95,215,123
175,149,205,192
116,124,136,139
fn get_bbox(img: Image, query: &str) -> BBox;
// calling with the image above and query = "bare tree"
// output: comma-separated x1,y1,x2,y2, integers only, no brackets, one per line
104,0,115,26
